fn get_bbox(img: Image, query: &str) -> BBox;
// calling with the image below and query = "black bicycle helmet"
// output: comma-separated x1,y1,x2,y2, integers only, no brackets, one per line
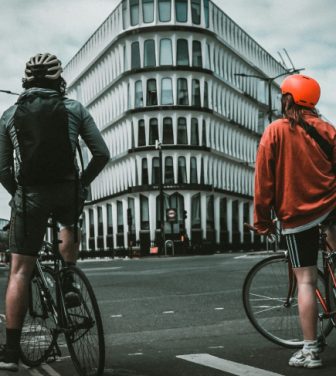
24,53,63,82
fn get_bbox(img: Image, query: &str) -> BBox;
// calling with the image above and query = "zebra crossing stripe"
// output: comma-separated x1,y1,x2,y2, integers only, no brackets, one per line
41,364,62,376
177,353,284,376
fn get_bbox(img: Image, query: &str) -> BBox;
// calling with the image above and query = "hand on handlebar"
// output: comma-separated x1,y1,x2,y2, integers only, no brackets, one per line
244,222,277,243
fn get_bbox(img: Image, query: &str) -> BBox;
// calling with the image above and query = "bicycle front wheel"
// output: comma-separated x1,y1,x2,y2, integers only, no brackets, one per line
20,266,57,366
242,253,332,348
62,266,105,376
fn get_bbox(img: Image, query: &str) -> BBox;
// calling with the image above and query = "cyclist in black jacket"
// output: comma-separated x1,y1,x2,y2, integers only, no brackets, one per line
0,53,110,371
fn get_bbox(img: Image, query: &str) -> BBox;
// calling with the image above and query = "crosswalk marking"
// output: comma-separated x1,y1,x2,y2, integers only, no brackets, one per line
177,354,285,376
41,364,62,376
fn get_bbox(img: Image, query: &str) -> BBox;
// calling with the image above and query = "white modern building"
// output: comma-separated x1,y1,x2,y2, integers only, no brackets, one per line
63,0,286,254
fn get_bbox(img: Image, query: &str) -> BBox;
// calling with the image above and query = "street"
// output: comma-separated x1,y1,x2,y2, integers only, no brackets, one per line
1,253,336,376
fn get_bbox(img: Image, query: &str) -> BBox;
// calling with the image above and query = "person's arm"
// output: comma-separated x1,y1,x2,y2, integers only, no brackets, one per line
79,104,110,187
0,115,16,196
253,132,276,235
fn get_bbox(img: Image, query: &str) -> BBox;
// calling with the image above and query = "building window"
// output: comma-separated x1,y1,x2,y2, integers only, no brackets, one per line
165,156,174,184
140,195,149,230
191,118,199,145
142,158,148,184
147,79,157,106
89,208,95,237
158,0,171,22
138,119,145,146
177,117,187,144
144,39,156,67
130,0,139,26
192,41,202,67
149,118,158,145
97,206,103,237
161,77,173,105
122,0,128,29
178,157,187,183
190,157,197,183
117,200,124,233
204,0,209,28
175,0,188,22
143,0,154,23
128,197,136,233
107,204,113,235
160,38,173,65
131,41,141,69
232,200,239,233
204,81,209,107
135,80,143,108
176,39,189,66
192,79,201,106
152,157,160,184
202,119,206,146
162,117,173,144
206,195,214,230
177,78,189,105
191,193,201,228
191,0,201,24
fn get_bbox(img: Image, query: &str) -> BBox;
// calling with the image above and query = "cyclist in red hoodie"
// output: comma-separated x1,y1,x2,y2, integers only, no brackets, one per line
254,74,336,368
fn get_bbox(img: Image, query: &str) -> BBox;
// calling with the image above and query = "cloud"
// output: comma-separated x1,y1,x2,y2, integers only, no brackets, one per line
213,0,336,122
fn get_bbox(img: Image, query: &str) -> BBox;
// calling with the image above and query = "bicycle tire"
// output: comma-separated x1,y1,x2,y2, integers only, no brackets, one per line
242,253,334,348
20,265,58,366
61,266,105,376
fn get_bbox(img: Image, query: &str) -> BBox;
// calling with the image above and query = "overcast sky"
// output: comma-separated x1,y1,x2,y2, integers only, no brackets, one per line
0,0,335,219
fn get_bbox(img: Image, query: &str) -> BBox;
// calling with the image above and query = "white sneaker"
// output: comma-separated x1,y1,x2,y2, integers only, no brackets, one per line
289,349,322,368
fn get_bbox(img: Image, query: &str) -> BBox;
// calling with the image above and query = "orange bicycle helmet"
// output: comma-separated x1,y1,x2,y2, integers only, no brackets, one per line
281,74,320,108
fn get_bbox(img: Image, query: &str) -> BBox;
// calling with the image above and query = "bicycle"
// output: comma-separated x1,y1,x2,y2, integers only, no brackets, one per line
19,216,105,376
242,223,336,349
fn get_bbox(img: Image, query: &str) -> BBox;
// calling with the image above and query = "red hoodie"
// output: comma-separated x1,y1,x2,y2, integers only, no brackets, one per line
254,111,336,234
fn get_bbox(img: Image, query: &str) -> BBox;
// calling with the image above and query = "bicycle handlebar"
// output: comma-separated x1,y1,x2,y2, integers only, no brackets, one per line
244,223,277,243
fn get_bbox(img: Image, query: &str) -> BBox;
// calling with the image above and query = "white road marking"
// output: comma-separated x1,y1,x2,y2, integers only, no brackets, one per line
214,307,224,310
162,310,175,314
177,354,285,376
110,314,123,318
208,346,224,349
81,266,122,272
41,364,62,376
128,352,143,356
27,368,45,376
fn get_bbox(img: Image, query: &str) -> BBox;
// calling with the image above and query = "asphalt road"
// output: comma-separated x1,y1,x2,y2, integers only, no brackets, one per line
0,253,336,376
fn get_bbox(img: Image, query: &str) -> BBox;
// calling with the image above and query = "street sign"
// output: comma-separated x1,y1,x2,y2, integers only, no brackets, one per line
166,208,177,223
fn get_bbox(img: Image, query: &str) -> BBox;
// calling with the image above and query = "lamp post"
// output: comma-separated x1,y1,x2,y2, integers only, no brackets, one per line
155,139,165,252
234,69,304,123
0,89,19,96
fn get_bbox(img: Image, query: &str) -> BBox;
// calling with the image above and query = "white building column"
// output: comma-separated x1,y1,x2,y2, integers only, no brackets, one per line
214,195,221,244
201,193,207,240
227,198,233,243
148,193,156,243
134,194,141,244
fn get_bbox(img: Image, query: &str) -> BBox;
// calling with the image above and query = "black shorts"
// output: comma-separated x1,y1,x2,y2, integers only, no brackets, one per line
285,208,336,268
9,182,84,257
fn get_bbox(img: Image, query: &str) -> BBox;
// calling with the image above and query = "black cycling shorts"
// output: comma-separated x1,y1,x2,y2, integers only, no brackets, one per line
9,182,84,257
285,208,336,268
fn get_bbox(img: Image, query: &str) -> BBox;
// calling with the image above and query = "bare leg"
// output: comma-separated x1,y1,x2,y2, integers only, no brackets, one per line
58,227,80,264
6,254,37,329
293,266,318,341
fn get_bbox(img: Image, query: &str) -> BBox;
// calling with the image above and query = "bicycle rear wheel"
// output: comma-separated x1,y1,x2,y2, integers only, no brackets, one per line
242,253,333,348
20,266,57,366
62,266,105,376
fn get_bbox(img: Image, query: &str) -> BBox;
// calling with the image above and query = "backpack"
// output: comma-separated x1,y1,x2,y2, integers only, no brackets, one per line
14,92,77,186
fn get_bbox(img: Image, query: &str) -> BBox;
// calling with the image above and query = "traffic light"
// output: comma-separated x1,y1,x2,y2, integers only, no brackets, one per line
183,210,187,220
